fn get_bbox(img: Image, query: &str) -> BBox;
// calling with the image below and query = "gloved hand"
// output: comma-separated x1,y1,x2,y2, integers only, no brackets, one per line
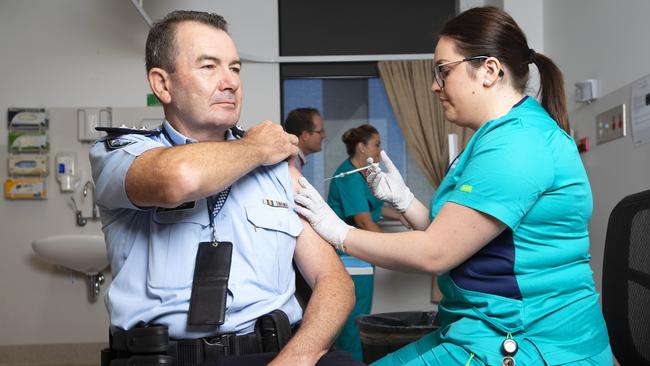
294,177,352,248
366,150,414,213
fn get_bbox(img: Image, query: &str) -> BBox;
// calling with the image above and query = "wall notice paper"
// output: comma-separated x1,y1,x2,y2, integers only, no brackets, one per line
631,75,650,145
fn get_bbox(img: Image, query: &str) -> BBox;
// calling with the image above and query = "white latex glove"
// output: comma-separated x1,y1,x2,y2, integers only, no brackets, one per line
294,177,352,247
366,150,415,213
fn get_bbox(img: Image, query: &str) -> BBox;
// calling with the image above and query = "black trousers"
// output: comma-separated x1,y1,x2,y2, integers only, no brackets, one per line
200,350,366,365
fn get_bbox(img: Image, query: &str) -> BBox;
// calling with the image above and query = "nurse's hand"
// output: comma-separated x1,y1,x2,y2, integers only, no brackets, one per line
294,177,352,247
366,150,414,213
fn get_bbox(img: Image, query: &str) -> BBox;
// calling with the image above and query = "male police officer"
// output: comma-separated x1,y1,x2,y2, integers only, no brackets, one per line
91,11,357,366
283,108,326,172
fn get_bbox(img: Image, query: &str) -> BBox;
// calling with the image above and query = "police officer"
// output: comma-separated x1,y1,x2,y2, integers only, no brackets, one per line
90,10,359,366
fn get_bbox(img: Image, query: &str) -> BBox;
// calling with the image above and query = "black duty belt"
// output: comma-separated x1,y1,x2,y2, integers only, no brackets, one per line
103,310,293,366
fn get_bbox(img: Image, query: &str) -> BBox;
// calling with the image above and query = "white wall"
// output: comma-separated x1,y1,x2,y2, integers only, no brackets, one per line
543,0,650,293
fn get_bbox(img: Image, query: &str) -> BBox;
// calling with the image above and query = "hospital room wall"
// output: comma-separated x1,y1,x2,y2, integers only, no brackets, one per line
543,0,650,294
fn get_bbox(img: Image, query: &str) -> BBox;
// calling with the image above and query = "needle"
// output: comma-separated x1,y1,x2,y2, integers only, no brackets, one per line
325,163,378,181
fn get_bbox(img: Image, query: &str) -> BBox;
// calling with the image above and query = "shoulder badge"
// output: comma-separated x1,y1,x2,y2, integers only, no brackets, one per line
105,137,136,150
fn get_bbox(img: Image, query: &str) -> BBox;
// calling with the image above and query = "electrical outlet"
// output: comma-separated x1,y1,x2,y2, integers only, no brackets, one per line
596,104,626,145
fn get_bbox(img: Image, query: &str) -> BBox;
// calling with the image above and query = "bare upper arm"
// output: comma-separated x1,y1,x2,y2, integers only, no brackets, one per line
288,166,347,287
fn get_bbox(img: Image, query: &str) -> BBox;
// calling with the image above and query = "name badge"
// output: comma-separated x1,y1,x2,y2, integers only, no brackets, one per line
262,199,288,208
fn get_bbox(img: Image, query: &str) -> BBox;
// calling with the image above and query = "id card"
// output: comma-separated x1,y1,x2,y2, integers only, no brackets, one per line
188,241,233,326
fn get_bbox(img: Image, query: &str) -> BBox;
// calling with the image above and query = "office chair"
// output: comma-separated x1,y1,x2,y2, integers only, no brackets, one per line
602,189,650,366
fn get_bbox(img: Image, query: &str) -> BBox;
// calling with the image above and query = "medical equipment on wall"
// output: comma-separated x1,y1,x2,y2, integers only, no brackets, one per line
55,152,80,192
4,177,47,199
575,79,600,104
8,155,49,176
7,108,48,130
77,107,111,143
5,107,49,200
8,130,49,152
325,163,379,181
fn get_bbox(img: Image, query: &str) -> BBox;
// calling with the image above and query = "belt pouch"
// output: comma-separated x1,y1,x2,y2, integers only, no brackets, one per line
188,241,233,326
255,310,292,352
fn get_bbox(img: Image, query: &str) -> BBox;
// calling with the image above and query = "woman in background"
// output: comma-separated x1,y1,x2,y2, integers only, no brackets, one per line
327,124,404,361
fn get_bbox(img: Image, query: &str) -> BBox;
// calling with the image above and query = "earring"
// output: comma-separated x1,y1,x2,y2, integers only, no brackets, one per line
483,80,491,87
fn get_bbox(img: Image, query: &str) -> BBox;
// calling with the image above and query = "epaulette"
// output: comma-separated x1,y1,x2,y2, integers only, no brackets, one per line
96,125,162,151
96,125,162,137
230,125,245,139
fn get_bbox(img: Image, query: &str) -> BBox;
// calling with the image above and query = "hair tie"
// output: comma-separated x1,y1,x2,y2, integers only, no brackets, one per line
527,48,536,64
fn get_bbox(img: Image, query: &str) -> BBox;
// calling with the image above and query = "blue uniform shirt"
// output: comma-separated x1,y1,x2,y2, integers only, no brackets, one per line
90,121,303,339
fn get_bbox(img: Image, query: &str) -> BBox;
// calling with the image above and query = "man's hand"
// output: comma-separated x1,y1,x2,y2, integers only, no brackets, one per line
243,121,299,166
366,150,414,213
294,177,352,247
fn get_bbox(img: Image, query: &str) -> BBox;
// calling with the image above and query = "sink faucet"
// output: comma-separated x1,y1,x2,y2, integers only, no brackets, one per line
70,181,100,226
83,181,99,220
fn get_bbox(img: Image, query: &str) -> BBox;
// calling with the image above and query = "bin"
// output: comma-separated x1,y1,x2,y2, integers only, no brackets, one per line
357,311,439,364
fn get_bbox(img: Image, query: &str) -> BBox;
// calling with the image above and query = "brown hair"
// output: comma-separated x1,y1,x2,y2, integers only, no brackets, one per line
283,108,320,137
341,124,378,157
440,6,570,133
146,10,228,73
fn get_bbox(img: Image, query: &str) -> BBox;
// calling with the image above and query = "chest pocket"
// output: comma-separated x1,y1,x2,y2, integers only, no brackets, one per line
148,199,210,289
245,203,302,237
242,202,302,292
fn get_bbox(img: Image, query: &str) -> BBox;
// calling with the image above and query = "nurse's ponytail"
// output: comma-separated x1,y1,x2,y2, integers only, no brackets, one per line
440,7,570,133
530,52,569,133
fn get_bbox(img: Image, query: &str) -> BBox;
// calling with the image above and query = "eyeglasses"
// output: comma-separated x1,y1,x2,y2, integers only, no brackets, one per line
432,56,490,89
310,129,326,136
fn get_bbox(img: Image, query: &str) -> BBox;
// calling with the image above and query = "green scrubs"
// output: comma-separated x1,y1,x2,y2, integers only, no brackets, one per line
373,97,612,365
328,159,384,361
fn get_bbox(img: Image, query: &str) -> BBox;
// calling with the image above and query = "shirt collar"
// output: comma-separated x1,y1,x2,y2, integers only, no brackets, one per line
163,120,197,146
298,150,306,165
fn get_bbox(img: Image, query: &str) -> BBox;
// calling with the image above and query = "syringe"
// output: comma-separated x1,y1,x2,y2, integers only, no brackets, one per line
325,163,378,181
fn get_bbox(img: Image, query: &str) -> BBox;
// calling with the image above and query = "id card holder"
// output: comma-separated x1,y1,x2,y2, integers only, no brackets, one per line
188,241,233,326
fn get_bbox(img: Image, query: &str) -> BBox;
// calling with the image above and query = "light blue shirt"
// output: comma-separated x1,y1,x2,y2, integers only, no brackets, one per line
90,121,303,339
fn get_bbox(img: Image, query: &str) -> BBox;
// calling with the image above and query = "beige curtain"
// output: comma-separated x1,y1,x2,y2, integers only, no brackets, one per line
378,60,473,188
378,60,473,303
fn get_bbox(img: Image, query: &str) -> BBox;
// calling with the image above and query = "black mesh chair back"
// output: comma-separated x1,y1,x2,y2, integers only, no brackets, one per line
603,189,650,365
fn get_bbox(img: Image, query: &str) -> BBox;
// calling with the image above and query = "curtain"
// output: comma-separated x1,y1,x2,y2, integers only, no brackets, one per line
378,60,473,303
378,60,473,188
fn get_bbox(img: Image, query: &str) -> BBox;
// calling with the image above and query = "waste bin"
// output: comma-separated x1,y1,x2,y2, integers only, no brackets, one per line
357,311,439,364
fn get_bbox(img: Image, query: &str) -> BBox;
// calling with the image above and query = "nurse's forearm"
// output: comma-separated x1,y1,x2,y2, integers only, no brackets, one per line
401,198,431,231
343,229,444,274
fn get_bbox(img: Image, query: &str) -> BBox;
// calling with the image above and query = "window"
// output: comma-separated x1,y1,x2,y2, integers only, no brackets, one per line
282,77,434,204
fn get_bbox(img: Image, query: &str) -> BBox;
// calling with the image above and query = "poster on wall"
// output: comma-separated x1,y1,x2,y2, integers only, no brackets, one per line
630,75,650,145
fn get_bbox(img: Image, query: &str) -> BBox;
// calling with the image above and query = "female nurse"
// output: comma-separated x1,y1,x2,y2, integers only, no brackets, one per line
327,124,404,361
295,6,612,366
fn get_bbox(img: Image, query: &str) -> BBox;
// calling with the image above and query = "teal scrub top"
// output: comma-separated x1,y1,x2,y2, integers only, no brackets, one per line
328,159,384,225
429,97,610,365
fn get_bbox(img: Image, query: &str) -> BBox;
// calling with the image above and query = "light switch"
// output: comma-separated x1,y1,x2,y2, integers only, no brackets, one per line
596,104,626,145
